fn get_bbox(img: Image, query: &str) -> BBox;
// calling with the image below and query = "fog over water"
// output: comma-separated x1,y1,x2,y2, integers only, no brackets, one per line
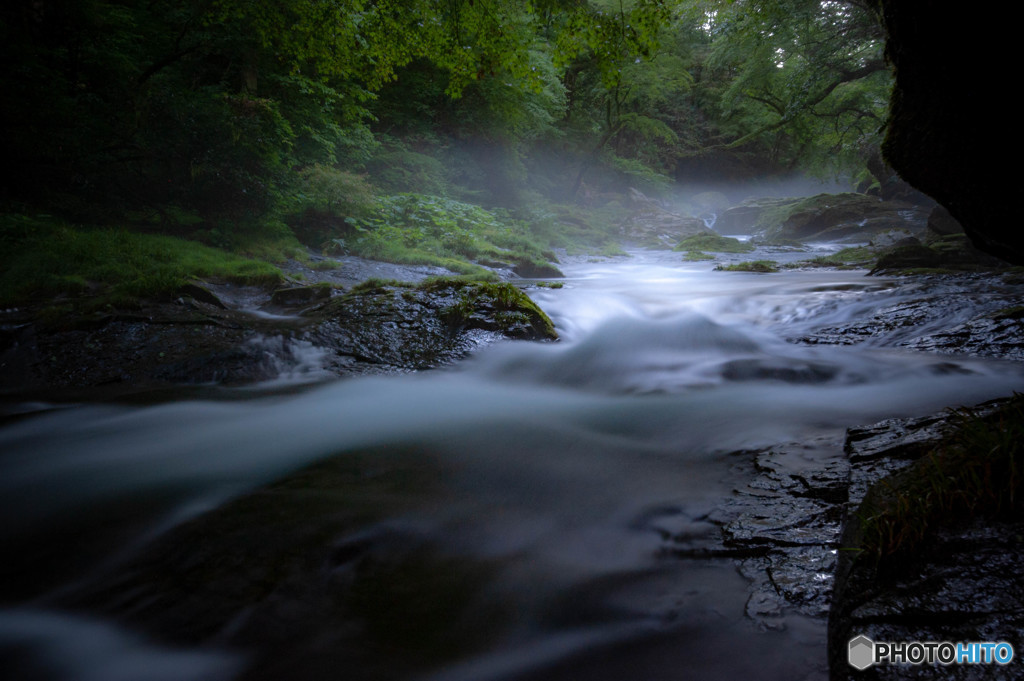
2,248,1021,681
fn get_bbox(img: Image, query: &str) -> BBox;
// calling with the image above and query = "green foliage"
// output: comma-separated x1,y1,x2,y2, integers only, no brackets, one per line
285,165,377,246
339,194,557,277
673,233,755,253
289,165,377,216
0,214,281,307
366,148,450,195
702,0,891,176
1,0,895,267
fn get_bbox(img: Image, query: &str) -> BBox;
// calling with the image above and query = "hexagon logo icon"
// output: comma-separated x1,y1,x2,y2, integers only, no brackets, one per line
848,635,875,670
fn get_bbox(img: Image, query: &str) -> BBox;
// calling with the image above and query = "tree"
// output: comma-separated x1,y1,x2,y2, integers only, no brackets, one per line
700,0,890,177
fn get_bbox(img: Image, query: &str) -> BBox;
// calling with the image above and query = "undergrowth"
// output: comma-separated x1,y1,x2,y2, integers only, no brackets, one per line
335,194,559,278
0,214,282,308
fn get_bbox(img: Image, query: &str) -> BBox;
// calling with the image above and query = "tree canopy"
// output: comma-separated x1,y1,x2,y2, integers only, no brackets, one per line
0,0,892,234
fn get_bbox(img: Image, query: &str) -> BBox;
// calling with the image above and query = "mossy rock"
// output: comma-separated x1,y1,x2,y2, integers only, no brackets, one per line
509,257,564,279
311,278,556,369
746,193,930,245
715,260,779,273
713,197,797,234
672,233,754,254
869,236,1009,274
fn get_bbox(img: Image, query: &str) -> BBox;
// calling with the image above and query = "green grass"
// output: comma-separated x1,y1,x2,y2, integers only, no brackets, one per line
715,260,779,273
672,233,754,254
339,194,559,279
857,397,1024,564
682,250,715,261
0,214,282,308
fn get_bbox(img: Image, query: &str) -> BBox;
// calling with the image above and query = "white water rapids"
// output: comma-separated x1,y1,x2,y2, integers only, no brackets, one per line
2,249,1023,680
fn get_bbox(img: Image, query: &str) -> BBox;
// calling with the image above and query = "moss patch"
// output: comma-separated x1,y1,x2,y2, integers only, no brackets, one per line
715,260,779,273
790,245,876,269
673,233,754,254
435,280,557,339
857,397,1024,564
0,214,282,309
336,194,561,279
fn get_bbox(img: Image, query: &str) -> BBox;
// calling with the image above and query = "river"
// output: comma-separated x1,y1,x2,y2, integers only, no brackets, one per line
2,248,1022,680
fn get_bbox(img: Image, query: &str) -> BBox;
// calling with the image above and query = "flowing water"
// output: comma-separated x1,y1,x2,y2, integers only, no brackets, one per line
2,249,1023,680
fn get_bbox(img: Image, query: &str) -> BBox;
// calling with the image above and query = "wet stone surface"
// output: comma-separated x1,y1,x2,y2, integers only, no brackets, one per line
651,436,850,629
828,399,1024,681
793,273,1024,355
650,394,1023,674
0,271,556,398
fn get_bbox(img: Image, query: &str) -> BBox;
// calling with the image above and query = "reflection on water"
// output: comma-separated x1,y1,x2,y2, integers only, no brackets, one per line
1,250,1022,681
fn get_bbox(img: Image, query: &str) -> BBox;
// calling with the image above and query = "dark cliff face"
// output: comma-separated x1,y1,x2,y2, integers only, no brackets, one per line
872,2,1016,263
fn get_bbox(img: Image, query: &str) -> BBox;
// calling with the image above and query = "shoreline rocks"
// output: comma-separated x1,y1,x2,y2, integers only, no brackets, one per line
0,268,558,401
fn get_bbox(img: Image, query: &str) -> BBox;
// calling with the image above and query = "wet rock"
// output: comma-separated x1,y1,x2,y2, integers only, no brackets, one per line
270,285,333,308
747,193,930,246
901,312,1024,361
714,198,796,234
720,358,840,384
53,450,508,678
0,303,298,392
655,437,850,628
306,280,557,370
830,516,1024,681
0,276,557,396
927,205,964,237
510,258,565,279
795,273,1024,354
868,236,1007,275
623,188,711,247
178,282,227,309
828,400,1024,680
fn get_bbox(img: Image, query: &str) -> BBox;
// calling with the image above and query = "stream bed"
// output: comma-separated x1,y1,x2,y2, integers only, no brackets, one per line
2,248,1023,681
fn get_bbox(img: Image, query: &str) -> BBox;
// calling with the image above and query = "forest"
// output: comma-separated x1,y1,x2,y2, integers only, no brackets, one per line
0,0,893,297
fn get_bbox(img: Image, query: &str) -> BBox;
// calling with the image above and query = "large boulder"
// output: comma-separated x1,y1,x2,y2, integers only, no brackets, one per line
739,193,930,245
0,279,557,395
926,204,964,237
308,279,557,370
622,187,711,247
714,197,796,234
870,1,1019,263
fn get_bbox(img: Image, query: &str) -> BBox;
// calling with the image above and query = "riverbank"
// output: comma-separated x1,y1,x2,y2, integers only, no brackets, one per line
0,246,563,405
2,249,1023,681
